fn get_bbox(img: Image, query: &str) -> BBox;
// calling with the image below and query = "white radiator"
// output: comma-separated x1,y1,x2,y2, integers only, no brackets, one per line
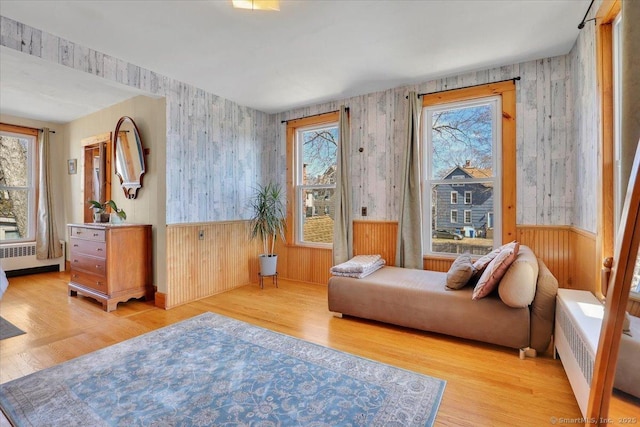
554,289,603,418
0,240,66,273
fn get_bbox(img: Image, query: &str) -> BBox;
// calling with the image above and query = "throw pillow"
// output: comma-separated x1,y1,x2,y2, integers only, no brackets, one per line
473,242,520,300
446,252,475,290
472,240,517,277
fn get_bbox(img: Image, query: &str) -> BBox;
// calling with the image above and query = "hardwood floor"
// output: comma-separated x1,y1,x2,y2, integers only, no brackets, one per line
0,271,636,425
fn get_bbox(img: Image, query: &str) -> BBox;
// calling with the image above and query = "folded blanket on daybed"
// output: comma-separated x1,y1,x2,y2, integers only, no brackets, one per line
330,255,386,278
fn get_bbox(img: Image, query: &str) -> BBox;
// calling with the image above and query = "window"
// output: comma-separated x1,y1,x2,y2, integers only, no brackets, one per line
422,82,516,255
286,112,339,246
464,191,472,204
0,126,37,242
464,210,472,224
450,191,458,204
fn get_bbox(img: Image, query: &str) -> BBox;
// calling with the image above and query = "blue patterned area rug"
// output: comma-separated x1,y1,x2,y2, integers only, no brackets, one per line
0,316,25,340
0,312,445,426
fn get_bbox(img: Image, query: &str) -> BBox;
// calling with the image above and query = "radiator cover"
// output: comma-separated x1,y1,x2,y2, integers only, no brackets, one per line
0,240,66,274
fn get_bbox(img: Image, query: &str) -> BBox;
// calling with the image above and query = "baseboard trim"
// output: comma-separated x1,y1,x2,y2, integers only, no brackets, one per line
154,292,167,310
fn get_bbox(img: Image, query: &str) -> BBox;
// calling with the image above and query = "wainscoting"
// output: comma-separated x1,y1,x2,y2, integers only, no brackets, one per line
277,221,597,291
165,220,598,308
165,221,261,309
628,299,640,317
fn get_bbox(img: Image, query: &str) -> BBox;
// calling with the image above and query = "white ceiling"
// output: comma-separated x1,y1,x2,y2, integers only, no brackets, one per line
0,0,588,123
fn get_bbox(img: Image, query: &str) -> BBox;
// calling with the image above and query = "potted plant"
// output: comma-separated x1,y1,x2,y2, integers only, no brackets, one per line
88,200,127,223
249,182,286,277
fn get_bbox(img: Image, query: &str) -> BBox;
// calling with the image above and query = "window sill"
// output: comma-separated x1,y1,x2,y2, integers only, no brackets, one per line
285,243,333,251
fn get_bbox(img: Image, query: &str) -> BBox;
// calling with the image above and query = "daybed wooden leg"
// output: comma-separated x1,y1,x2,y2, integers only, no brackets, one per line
330,312,343,318
519,347,537,359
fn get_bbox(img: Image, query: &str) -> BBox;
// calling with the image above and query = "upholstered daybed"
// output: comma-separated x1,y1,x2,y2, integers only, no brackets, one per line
615,314,640,398
328,245,558,357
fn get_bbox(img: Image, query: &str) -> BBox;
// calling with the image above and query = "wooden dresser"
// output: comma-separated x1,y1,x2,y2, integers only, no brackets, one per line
68,223,153,312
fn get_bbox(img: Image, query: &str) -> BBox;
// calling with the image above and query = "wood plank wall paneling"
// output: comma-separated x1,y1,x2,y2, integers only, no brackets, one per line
516,225,598,294
628,299,640,317
516,226,573,289
166,221,261,308
277,242,333,285
570,227,599,295
423,258,455,272
164,221,599,306
353,221,397,265
627,298,640,317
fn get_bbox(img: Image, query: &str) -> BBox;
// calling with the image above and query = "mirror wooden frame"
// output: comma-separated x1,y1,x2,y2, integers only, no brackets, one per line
113,116,146,199
587,140,640,424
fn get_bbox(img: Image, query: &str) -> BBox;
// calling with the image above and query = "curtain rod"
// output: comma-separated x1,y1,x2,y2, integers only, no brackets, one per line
578,0,595,29
281,107,348,124
411,77,521,99
1,122,56,134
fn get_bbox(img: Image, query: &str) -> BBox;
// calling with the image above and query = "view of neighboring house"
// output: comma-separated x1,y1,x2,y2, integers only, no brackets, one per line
434,162,493,239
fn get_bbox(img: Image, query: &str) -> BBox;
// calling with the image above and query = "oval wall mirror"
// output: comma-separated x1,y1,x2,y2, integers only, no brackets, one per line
113,116,146,199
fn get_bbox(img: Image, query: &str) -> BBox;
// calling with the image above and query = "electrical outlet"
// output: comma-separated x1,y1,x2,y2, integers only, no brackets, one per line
198,230,204,240
361,207,367,216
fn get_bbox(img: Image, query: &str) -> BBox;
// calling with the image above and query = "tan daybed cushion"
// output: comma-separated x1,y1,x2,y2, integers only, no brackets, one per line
498,245,539,308
615,314,640,399
529,258,558,353
328,266,531,350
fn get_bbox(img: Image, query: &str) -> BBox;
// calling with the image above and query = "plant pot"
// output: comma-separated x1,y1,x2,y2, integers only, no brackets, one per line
93,213,110,223
110,213,124,224
259,254,278,277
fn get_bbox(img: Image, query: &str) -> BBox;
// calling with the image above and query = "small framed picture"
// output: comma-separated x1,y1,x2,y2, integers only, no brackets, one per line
68,159,77,175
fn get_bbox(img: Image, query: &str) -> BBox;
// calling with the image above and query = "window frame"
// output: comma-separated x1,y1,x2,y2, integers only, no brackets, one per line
464,191,472,205
464,209,472,224
423,95,502,256
0,123,38,243
450,191,458,204
450,210,458,224
285,111,339,248
420,80,517,258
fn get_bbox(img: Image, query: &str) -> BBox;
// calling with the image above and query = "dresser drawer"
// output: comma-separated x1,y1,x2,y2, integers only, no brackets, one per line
70,226,105,242
70,238,106,257
70,253,107,276
70,270,107,294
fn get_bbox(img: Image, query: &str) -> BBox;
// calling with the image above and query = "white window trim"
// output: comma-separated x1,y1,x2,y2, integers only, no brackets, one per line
464,209,472,224
450,191,458,204
0,130,37,243
294,122,338,247
464,191,472,204
450,210,458,223
423,96,502,256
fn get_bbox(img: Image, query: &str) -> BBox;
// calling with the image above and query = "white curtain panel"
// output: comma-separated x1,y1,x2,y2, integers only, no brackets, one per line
395,92,423,269
36,128,62,260
332,106,353,265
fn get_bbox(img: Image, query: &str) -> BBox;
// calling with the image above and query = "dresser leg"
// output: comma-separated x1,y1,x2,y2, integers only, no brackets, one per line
69,289,77,296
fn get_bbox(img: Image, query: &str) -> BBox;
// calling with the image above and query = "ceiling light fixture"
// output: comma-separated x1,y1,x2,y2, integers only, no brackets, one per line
232,0,280,11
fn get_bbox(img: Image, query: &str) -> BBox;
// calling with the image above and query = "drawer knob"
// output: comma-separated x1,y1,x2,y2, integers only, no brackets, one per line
73,259,78,263
96,248,103,252
73,244,78,247
93,233,99,237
